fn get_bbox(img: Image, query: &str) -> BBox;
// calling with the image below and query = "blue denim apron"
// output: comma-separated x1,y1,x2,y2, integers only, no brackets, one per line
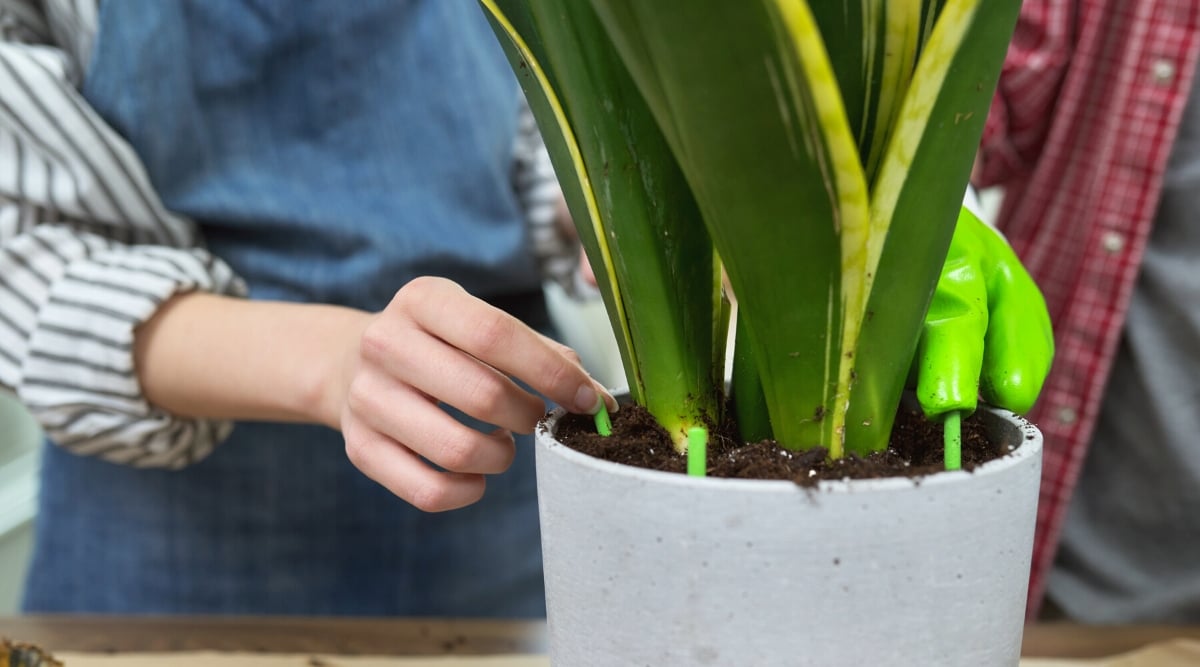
23,0,548,616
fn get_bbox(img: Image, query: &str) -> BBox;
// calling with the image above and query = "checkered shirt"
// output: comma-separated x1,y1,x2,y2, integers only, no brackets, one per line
974,0,1200,618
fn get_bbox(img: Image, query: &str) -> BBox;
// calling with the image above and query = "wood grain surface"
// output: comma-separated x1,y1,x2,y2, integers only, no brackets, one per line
4,617,1200,660
0,616,546,655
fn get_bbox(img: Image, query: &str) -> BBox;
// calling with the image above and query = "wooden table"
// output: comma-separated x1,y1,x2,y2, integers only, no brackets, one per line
0,616,546,656
3,616,1200,659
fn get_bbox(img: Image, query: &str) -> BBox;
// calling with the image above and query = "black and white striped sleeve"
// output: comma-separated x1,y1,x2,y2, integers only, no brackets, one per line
1,0,247,468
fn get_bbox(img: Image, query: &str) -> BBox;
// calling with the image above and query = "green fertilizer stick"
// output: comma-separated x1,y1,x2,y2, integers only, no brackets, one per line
594,403,613,436
943,411,962,471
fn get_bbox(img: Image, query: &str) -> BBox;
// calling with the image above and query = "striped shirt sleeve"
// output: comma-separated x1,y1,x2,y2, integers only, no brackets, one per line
1,0,247,468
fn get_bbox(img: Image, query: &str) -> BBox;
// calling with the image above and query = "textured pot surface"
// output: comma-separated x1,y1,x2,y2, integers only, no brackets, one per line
535,407,1042,667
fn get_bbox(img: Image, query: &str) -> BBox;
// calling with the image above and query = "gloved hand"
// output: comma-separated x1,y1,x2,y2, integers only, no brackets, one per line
914,206,1054,418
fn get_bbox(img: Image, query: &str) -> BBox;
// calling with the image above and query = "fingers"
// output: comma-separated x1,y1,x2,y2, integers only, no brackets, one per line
979,265,1055,414
915,257,989,418
923,208,1054,417
347,367,517,475
393,277,614,415
341,276,615,513
364,322,546,434
537,331,584,367
343,416,487,512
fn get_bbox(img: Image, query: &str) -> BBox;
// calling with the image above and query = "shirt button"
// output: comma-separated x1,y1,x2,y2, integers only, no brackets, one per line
1152,59,1176,84
1101,231,1125,253
1057,407,1078,425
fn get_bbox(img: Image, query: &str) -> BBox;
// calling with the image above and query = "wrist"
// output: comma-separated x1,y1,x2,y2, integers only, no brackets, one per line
302,307,373,430
135,293,373,428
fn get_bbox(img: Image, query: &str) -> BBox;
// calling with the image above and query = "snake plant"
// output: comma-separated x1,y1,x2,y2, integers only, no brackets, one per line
481,0,1020,457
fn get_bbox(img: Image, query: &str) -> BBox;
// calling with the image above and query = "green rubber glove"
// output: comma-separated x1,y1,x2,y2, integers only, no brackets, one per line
914,206,1054,418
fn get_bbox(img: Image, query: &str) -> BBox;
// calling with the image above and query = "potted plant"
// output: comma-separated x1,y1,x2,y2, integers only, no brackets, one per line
481,1,1041,664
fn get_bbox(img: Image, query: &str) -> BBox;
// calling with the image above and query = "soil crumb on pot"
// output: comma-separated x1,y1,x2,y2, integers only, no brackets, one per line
554,405,1006,485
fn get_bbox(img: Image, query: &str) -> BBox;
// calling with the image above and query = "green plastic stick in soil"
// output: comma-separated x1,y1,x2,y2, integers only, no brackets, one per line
687,427,708,478
594,403,613,437
943,411,961,471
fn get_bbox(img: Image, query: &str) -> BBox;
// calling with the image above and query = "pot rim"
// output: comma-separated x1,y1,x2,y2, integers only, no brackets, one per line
536,404,1042,494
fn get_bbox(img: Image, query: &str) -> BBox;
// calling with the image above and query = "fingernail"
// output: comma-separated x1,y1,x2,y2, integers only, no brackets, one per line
596,382,618,413
574,384,601,414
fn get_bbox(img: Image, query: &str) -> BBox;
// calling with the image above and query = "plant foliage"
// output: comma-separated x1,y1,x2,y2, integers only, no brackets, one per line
482,0,1020,456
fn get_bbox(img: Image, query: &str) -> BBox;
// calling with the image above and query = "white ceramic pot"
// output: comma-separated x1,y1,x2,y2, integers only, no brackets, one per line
534,405,1042,666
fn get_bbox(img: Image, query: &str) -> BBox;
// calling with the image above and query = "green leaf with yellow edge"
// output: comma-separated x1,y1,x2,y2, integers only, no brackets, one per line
484,0,1020,458
591,0,1018,456
808,1,941,188
591,0,871,454
843,0,1022,454
480,0,721,449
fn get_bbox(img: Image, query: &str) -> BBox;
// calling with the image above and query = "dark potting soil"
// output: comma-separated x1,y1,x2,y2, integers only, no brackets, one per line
554,404,1007,485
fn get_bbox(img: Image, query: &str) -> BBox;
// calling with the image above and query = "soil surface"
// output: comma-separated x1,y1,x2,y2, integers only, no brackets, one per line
554,404,1010,485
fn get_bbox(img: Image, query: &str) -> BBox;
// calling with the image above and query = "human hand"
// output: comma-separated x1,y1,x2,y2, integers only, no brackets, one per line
337,277,614,511
913,206,1054,418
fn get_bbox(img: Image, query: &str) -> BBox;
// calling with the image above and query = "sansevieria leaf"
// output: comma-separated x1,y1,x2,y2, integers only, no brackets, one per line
806,1,924,187
591,0,870,454
843,0,1021,454
480,0,721,448
483,0,1020,458
591,0,1017,456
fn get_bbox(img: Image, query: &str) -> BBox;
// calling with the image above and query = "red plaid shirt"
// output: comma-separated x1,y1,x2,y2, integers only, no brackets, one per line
975,0,1200,618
